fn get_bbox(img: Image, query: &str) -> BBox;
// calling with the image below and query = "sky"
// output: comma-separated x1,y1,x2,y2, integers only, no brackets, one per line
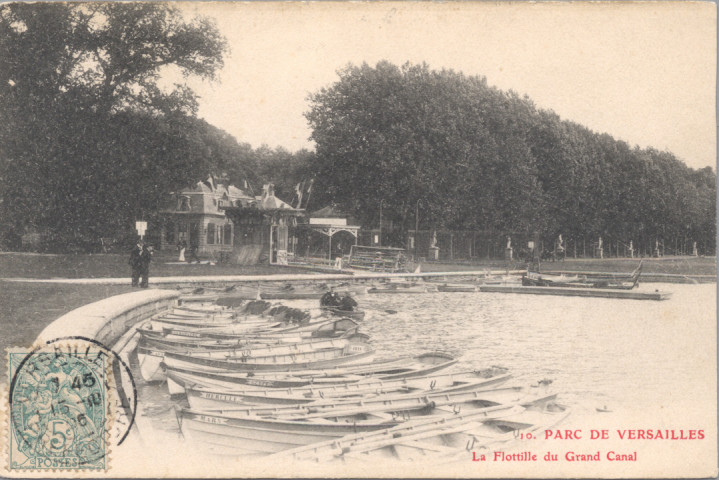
177,2,716,170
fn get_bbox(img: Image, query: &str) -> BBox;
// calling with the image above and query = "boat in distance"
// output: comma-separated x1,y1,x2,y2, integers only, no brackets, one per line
522,261,642,290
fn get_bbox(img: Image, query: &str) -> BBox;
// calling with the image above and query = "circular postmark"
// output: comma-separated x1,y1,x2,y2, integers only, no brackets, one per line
9,337,137,471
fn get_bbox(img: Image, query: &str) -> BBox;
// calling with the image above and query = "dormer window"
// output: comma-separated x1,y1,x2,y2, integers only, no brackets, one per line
178,196,191,211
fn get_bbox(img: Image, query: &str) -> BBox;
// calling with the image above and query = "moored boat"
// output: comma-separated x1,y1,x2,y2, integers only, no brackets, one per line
320,307,366,321
271,394,567,462
177,393,545,457
137,336,363,382
436,284,477,292
185,368,513,409
522,261,642,290
162,337,375,375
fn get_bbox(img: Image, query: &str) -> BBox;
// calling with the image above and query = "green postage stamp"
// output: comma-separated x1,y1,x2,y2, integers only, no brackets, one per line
8,343,109,470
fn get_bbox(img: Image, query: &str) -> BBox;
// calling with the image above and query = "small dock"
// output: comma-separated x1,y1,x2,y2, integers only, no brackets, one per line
479,285,672,301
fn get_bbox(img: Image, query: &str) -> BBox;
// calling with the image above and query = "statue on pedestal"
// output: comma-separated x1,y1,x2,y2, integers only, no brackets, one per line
505,236,513,261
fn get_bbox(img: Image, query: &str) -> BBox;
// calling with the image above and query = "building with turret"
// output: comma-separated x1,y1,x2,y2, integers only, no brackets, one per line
160,178,303,264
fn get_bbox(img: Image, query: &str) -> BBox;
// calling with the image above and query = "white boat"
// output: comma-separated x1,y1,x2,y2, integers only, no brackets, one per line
177,397,534,457
185,368,513,408
193,385,540,422
137,336,360,382
272,395,567,462
164,352,457,396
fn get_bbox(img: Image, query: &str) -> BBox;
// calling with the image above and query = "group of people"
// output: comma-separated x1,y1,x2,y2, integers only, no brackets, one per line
130,238,205,287
320,290,358,312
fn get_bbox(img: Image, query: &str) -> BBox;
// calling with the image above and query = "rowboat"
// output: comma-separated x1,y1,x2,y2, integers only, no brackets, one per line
367,285,432,294
173,305,234,315
326,283,369,296
177,394,538,457
185,368,513,408
162,337,375,374
196,385,539,422
259,284,329,300
148,317,281,332
138,330,291,350
320,307,366,321
177,407,400,456
271,394,567,462
140,318,360,344
522,261,642,290
436,284,477,292
137,336,362,382
165,352,457,395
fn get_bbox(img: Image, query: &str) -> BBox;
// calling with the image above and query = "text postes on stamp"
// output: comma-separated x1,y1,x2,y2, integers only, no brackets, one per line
8,337,137,471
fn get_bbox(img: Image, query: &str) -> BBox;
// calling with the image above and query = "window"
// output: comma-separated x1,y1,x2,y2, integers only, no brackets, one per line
178,196,191,211
207,223,215,245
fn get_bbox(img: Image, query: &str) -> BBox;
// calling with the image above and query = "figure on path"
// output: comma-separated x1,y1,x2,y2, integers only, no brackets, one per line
139,244,152,287
188,242,200,263
177,239,186,262
129,239,144,287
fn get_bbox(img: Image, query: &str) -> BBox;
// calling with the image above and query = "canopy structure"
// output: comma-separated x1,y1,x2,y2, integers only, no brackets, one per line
303,206,360,260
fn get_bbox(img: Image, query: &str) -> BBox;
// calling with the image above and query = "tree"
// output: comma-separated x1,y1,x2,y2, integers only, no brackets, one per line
0,3,228,250
1,3,226,116
306,61,715,254
306,62,548,233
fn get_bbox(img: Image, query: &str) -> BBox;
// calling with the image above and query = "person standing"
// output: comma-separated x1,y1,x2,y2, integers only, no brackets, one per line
177,239,187,262
188,243,200,263
139,244,152,288
129,240,144,287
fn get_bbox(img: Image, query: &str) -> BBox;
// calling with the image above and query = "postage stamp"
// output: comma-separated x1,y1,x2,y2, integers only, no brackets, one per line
7,340,120,471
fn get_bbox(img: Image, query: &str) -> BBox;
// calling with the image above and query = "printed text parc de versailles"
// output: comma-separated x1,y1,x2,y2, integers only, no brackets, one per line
470,429,706,463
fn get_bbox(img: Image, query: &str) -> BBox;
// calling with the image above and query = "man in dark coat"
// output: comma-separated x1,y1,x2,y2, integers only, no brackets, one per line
138,244,152,288
129,240,144,287
129,240,152,287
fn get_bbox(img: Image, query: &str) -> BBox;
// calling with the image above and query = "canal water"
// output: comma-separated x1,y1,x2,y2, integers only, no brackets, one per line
133,283,716,463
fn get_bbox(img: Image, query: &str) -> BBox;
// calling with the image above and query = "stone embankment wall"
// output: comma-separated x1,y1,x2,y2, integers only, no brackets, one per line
36,289,179,345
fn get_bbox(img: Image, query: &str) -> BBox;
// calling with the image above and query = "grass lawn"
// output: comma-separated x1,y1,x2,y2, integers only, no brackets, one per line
0,251,313,278
0,282,133,382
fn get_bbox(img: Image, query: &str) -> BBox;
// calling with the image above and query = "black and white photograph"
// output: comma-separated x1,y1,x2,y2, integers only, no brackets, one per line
0,1,716,477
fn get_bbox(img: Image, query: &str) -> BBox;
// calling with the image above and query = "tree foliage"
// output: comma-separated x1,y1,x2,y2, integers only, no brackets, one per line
0,3,229,250
306,61,716,252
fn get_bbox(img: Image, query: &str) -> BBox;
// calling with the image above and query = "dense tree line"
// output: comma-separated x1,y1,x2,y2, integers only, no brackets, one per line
0,3,318,252
306,61,716,253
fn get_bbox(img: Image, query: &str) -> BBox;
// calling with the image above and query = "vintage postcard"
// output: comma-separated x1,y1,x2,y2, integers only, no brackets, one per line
0,1,716,478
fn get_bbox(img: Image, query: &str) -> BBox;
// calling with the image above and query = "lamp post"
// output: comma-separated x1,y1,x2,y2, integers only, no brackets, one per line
414,199,421,260
378,199,384,247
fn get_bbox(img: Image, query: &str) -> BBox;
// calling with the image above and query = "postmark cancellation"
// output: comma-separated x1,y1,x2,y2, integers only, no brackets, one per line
5,340,115,471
